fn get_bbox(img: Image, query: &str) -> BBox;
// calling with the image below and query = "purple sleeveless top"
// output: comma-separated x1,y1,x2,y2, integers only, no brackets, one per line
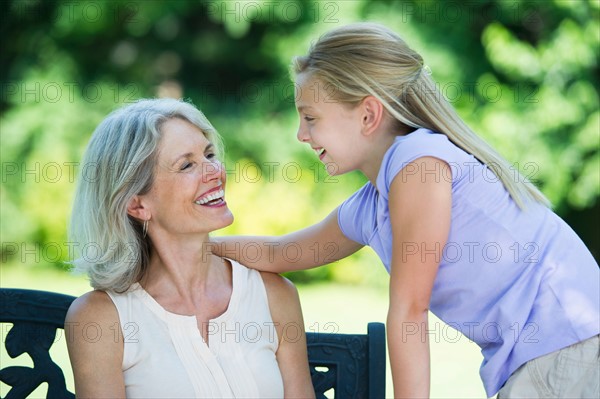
338,128,599,396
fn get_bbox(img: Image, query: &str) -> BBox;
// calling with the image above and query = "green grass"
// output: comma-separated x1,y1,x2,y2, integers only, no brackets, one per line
1,264,486,398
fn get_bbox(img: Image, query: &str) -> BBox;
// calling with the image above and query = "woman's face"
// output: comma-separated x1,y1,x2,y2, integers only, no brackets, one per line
142,117,233,238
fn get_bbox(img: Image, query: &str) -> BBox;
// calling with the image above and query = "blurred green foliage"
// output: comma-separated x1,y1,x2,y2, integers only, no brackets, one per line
1,0,598,285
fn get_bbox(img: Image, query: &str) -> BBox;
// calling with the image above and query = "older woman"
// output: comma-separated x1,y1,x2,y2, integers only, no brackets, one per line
65,99,314,398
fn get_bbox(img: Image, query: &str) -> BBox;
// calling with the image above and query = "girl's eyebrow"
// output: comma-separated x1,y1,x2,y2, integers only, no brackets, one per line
297,105,314,112
171,143,215,166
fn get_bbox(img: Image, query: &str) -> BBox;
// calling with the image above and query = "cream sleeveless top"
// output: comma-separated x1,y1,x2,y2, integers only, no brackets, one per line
106,260,284,398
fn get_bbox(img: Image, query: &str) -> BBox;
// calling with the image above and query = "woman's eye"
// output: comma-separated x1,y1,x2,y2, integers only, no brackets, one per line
304,116,315,122
206,153,216,160
180,162,192,170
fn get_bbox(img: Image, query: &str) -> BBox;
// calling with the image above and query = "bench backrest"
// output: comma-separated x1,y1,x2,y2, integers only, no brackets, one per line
306,322,386,398
0,288,385,398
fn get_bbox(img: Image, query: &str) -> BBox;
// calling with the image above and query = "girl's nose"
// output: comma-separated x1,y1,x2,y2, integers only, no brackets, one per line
296,126,310,143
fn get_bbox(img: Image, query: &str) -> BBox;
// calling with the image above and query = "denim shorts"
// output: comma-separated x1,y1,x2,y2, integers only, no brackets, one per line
497,334,600,398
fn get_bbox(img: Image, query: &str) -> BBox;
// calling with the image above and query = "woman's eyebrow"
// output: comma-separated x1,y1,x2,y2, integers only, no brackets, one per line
171,144,215,166
171,152,193,167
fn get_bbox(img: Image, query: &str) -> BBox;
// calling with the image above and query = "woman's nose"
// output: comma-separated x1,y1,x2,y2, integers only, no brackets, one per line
202,160,222,182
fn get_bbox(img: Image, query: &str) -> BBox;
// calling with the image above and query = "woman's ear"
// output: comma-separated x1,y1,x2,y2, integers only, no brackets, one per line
127,195,149,221
360,96,385,136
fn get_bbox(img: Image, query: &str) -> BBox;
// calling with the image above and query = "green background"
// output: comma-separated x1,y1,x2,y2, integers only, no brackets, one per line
2,0,598,283
1,1,599,397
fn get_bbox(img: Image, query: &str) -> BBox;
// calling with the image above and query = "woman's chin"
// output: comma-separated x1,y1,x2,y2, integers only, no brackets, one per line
213,212,234,231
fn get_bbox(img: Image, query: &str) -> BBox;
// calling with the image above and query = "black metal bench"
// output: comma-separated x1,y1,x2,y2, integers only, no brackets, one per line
0,288,386,398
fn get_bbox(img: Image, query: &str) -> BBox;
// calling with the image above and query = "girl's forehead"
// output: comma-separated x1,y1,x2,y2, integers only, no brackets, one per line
295,73,323,90
295,77,324,107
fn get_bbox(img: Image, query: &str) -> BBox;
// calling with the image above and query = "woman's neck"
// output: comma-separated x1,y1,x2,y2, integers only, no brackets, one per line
140,233,220,302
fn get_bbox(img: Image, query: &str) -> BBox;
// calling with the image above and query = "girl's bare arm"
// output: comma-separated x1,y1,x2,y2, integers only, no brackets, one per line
210,208,363,273
387,157,452,398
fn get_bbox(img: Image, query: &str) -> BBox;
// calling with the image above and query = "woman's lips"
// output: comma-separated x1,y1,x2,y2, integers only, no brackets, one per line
194,188,225,206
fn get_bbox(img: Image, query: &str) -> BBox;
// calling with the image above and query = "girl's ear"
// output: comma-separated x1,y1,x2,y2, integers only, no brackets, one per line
127,195,149,221
360,96,385,136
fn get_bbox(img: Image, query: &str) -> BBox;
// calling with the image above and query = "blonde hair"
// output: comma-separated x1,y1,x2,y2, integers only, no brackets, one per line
293,22,549,209
70,98,223,292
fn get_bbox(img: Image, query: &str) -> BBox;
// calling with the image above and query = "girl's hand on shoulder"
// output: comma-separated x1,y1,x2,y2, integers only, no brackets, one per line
210,209,362,273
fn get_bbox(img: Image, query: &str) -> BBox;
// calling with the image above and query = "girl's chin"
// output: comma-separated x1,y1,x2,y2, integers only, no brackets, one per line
324,162,342,176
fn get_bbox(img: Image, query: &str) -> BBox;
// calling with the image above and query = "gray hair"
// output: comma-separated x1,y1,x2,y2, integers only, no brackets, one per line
69,98,222,292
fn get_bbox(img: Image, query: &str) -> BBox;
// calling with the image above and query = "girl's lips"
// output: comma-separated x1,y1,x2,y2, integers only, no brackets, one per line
313,147,326,161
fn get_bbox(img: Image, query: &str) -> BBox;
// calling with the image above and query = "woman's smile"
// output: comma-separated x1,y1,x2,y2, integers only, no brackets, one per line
194,187,226,207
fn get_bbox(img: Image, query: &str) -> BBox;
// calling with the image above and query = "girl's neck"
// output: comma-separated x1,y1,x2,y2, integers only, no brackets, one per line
360,131,399,186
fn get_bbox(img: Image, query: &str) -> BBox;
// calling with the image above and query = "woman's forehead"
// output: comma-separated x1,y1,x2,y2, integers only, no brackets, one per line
159,119,210,153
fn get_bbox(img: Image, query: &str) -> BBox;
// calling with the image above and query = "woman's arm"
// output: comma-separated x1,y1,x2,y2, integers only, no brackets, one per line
65,291,126,398
261,272,315,398
211,208,363,273
387,157,452,398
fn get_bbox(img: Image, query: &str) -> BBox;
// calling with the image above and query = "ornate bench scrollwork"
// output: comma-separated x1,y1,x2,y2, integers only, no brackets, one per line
1,288,385,399
0,289,76,399
307,322,386,398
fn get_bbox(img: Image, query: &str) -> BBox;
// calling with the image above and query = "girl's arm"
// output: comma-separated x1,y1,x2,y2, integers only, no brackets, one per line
65,291,126,398
211,208,363,273
261,272,316,398
387,157,452,398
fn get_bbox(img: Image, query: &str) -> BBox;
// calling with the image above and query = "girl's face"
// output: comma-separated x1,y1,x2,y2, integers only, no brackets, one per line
294,74,367,176
141,118,233,238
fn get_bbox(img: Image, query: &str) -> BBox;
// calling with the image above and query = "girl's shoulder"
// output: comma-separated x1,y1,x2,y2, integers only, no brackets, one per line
390,128,458,156
380,129,470,190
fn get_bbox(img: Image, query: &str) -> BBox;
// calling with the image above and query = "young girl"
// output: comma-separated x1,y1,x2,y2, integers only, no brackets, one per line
213,23,599,398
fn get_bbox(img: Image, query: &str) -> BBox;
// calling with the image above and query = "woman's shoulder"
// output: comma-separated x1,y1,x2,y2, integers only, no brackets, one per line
259,272,304,347
259,272,298,298
66,290,119,325
64,290,125,395
259,272,301,317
